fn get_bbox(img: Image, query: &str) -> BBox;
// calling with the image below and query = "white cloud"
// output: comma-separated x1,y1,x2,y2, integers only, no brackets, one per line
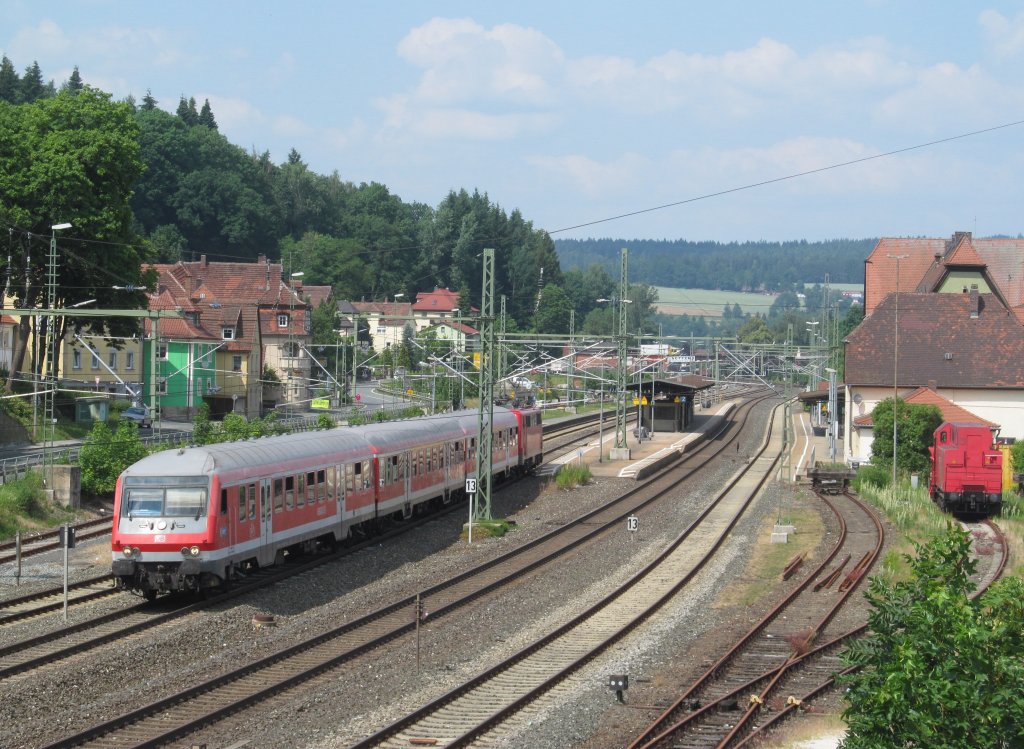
203,95,267,132
979,9,1024,58
273,114,313,138
874,61,1024,130
528,152,649,198
667,137,922,195
398,17,563,106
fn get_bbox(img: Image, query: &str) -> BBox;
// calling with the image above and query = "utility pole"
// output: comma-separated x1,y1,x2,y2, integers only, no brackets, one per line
611,248,631,459
473,249,496,522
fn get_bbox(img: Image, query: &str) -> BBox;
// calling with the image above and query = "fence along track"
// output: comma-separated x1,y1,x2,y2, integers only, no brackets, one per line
350,401,787,748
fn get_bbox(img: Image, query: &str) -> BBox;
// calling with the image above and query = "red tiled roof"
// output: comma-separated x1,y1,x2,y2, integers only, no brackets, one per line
412,288,460,312
146,257,310,353
845,292,1024,389
866,233,1024,314
853,386,998,428
351,301,413,317
864,238,946,313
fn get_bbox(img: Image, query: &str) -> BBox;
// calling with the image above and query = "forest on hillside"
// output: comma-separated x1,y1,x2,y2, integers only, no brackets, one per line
1,57,864,358
554,237,873,291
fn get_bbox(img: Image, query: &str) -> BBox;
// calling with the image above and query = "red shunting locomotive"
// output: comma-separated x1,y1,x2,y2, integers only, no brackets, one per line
929,421,1002,517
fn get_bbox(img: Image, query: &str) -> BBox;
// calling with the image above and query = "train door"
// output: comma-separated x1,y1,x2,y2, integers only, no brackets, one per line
257,478,275,567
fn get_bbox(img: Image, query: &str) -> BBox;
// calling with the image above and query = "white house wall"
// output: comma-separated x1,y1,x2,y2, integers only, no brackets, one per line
844,384,1024,467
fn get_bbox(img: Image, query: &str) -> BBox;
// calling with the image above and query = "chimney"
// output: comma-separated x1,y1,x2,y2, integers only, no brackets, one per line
970,284,979,318
200,254,207,267
927,379,937,391
258,254,267,265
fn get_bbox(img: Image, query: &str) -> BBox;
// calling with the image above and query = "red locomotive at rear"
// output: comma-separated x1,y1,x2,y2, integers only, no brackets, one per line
929,421,1002,517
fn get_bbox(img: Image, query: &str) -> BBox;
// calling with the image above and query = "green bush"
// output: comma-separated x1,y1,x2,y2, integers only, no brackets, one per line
79,421,148,496
0,470,45,517
555,463,592,489
853,464,891,491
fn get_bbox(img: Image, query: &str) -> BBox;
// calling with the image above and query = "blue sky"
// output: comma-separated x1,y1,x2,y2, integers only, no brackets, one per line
4,1,1024,242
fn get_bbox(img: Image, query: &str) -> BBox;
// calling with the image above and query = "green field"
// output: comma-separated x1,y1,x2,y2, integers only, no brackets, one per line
654,284,862,318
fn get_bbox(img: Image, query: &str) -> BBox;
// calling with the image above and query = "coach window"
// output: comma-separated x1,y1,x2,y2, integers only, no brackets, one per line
315,470,325,501
326,467,337,499
248,484,257,519
346,463,355,494
273,478,284,513
220,488,229,516
363,460,371,488
296,475,305,507
304,471,314,503
285,476,295,510
237,487,246,522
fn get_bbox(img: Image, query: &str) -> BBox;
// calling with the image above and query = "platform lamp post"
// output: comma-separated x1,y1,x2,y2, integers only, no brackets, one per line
888,253,909,488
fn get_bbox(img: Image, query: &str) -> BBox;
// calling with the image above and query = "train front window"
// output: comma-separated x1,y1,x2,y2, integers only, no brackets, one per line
165,487,208,517
121,476,209,518
124,488,163,516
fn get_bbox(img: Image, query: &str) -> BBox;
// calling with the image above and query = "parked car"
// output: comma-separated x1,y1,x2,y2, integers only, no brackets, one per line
121,406,152,428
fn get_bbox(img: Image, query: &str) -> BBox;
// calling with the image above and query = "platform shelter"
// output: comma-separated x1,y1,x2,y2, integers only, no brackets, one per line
625,375,714,433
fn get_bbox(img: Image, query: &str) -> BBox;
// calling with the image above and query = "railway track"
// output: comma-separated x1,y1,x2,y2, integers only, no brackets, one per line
629,510,1008,749
37,393,777,748
0,516,111,566
0,411,605,628
626,488,883,748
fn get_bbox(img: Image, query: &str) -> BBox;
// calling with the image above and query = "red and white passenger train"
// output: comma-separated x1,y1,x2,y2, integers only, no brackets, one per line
112,407,543,599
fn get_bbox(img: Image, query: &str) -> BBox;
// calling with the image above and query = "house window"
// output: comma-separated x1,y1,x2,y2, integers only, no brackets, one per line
157,343,168,359
232,355,242,372
277,314,289,328
91,353,100,370
207,378,212,393
222,327,234,340
72,349,82,370
157,378,167,394
283,341,299,358
126,351,135,371
108,351,117,370
185,312,199,325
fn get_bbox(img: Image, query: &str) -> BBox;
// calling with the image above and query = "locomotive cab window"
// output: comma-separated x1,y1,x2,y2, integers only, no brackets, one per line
122,476,210,519
940,431,948,443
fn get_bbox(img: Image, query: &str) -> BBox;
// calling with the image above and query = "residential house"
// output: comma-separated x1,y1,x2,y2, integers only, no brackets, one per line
350,301,415,354
145,255,312,418
844,232,1024,465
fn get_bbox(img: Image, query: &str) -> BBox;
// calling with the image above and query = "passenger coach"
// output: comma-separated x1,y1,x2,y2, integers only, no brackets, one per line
112,407,542,599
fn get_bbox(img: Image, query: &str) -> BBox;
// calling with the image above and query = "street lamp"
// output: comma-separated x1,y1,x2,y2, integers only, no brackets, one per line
887,253,909,487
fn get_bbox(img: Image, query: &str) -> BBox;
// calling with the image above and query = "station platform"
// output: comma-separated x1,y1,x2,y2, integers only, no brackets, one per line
790,408,839,483
540,402,737,480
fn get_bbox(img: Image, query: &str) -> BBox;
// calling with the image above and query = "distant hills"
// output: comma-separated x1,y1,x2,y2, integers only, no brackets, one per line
553,238,875,292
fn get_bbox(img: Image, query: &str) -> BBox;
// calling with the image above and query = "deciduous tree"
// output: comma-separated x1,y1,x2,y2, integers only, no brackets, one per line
839,526,1024,748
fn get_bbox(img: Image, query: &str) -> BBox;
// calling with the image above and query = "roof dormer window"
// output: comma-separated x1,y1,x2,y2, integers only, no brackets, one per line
278,313,289,328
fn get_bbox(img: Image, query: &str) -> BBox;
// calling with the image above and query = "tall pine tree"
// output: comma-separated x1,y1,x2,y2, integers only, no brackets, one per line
0,56,19,103
19,61,47,102
198,98,217,129
62,65,84,95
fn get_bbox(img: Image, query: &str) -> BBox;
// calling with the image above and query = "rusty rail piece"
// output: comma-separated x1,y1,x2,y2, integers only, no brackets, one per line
347,397,786,749
781,553,805,580
732,518,1009,749
628,489,884,749
812,553,850,591
38,391,777,749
